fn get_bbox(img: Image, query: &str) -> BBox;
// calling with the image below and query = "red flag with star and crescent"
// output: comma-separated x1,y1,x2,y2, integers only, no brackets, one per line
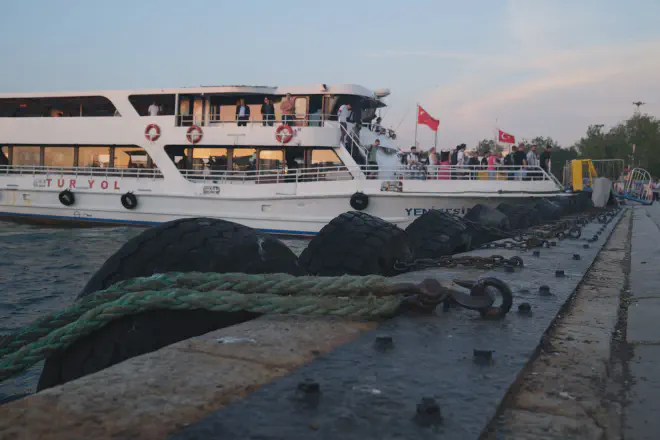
498,129,516,144
417,105,440,132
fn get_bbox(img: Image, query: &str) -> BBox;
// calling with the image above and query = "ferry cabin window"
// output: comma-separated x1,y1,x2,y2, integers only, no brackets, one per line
0,146,9,166
114,146,150,168
44,147,75,167
191,148,228,172
0,96,118,117
311,149,343,168
79,147,111,168
129,94,175,116
259,150,284,172
12,146,40,166
232,148,257,172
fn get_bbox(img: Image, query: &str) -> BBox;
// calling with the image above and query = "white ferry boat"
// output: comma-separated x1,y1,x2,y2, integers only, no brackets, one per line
0,84,564,236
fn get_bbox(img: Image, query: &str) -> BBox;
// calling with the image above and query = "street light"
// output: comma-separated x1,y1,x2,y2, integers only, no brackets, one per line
633,101,646,114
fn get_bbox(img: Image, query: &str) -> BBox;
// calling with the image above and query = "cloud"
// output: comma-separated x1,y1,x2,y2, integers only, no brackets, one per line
393,0,660,151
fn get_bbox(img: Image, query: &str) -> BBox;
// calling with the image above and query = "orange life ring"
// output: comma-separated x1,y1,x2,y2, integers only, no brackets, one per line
186,125,203,144
144,124,161,141
275,124,294,144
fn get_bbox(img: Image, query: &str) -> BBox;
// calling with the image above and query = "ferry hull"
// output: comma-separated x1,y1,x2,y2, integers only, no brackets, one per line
0,189,562,236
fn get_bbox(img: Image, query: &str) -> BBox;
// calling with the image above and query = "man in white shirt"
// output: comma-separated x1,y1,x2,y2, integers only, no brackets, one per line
526,145,539,180
337,103,352,144
148,102,160,117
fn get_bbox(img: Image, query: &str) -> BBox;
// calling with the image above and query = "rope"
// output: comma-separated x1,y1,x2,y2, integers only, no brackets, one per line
0,272,406,383
0,272,392,358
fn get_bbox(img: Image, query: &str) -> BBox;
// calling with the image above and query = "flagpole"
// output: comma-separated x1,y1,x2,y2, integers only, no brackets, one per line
414,103,420,149
434,129,438,150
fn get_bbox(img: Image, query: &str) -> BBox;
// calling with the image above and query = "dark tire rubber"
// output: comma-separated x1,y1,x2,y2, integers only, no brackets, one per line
79,217,302,297
38,217,301,391
58,190,75,206
464,204,511,248
298,211,413,276
405,210,471,258
496,203,531,230
534,198,562,221
349,192,369,211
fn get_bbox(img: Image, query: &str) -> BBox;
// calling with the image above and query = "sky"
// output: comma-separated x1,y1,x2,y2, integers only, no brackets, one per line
1,0,659,150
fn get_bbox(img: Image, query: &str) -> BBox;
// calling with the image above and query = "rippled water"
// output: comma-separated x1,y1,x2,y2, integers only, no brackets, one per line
0,221,309,403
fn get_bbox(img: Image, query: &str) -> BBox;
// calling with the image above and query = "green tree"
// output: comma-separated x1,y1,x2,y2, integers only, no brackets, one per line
574,114,660,178
528,136,561,151
549,146,579,181
475,139,504,156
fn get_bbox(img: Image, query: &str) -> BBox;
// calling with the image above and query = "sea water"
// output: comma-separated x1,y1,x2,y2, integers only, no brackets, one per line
0,221,308,403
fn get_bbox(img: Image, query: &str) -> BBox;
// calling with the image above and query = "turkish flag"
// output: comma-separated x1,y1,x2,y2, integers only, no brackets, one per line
417,105,439,132
498,129,515,144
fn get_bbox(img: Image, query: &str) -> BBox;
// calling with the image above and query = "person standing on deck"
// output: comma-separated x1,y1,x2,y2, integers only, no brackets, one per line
539,145,552,176
261,97,275,126
366,139,381,179
487,151,498,180
513,143,527,181
148,102,160,116
280,94,295,126
503,146,516,180
236,99,250,127
337,103,352,145
526,145,539,180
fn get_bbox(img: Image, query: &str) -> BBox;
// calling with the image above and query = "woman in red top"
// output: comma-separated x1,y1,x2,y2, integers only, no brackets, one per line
487,151,498,180
438,151,451,180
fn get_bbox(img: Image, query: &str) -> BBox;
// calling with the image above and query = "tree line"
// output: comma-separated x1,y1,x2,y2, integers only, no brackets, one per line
472,113,660,180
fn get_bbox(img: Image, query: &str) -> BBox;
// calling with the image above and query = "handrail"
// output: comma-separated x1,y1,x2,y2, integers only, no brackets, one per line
0,164,561,188
177,114,334,127
179,164,562,185
339,123,369,162
0,165,163,179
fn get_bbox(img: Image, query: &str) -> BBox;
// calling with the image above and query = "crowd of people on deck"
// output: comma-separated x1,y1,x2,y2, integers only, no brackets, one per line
363,141,554,181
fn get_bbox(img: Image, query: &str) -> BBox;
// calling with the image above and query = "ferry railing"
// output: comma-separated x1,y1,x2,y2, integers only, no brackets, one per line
177,114,334,128
174,114,397,137
180,165,560,186
0,165,163,179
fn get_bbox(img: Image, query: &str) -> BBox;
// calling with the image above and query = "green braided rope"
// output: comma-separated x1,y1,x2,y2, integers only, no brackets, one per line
0,272,391,358
0,273,403,383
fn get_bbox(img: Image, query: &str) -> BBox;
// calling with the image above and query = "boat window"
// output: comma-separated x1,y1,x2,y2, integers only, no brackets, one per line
129,94,176,116
232,148,257,171
79,146,111,168
114,146,151,169
191,148,228,171
0,96,118,118
44,147,75,167
0,146,9,166
259,150,284,171
12,146,41,166
311,149,343,167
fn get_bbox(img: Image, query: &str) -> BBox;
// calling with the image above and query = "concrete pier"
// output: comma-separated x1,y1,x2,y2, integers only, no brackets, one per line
1,207,643,440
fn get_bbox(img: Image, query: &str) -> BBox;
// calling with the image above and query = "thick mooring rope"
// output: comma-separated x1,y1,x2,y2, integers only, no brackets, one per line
0,272,407,383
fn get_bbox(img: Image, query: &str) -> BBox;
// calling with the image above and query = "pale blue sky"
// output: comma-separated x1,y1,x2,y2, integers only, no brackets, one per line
2,0,659,149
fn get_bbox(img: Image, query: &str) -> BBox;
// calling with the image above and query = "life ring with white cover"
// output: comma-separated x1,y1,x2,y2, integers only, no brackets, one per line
275,124,294,144
186,125,203,144
144,124,161,141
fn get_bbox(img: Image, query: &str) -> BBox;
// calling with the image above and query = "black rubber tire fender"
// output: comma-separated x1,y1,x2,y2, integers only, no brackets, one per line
298,211,413,276
58,189,75,206
495,203,531,230
405,209,471,258
349,192,369,211
464,204,511,231
533,198,562,221
120,192,138,210
38,217,301,391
